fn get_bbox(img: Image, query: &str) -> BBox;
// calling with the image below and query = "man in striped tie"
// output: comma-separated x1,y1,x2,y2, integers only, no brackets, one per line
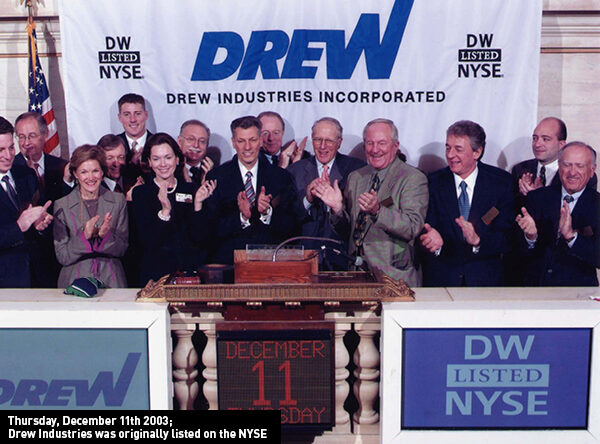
198,116,301,265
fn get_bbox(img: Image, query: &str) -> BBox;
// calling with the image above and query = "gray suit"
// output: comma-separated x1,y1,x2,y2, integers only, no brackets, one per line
53,186,128,288
331,156,428,286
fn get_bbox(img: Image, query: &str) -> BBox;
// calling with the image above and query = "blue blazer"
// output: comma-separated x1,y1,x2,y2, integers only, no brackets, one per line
521,182,599,286
422,162,515,287
201,154,302,265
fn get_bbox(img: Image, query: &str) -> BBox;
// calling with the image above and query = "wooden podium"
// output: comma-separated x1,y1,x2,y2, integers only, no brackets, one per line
233,249,319,284
136,248,414,304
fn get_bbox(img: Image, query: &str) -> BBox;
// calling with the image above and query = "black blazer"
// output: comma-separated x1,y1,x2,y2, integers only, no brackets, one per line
131,179,202,286
520,182,599,286
511,158,597,208
14,152,68,204
200,155,302,265
422,162,515,287
0,165,40,287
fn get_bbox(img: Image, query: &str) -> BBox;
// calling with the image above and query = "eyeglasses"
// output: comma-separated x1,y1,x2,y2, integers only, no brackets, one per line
17,133,42,143
312,137,338,147
181,136,208,146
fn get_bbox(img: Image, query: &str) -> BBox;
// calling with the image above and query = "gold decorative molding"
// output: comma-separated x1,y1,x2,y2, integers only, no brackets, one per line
137,270,415,305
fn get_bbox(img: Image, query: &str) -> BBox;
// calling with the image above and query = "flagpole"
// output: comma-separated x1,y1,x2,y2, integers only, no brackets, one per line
22,0,61,157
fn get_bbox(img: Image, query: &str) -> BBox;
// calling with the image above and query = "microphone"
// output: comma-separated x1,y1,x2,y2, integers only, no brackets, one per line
322,245,366,269
272,236,343,261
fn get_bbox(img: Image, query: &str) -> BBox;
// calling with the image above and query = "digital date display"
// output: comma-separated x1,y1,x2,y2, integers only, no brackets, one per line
216,329,334,429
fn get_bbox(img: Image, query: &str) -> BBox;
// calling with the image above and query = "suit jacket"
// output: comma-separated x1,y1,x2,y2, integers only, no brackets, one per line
511,158,597,207
53,185,128,288
260,148,310,167
520,182,599,286
14,152,69,204
422,162,515,287
131,180,203,286
0,165,40,287
118,130,152,156
287,153,365,270
200,155,302,265
331,156,428,286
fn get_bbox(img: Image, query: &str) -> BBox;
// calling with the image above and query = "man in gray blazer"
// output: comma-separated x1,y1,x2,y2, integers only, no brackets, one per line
287,117,365,270
315,118,428,286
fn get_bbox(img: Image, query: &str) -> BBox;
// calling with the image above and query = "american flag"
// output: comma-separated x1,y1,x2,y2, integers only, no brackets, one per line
27,18,60,156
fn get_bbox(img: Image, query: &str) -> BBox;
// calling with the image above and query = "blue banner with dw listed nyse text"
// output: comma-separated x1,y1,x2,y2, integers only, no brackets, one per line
402,328,591,428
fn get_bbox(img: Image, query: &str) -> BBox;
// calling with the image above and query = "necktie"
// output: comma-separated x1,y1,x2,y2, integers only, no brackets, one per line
2,176,18,209
271,154,278,165
353,173,381,253
458,181,470,220
321,164,329,181
539,165,546,186
244,171,256,207
190,166,201,182
33,162,45,190
114,181,123,193
563,194,574,204
131,140,138,152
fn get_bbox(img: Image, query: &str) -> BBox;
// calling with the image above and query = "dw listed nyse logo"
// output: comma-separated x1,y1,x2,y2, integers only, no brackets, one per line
458,34,503,78
98,36,143,79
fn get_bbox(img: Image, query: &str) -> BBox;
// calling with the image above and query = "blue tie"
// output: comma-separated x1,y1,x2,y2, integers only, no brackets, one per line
458,181,470,220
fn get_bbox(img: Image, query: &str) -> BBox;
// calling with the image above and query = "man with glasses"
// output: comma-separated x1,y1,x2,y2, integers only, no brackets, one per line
258,111,309,169
177,119,214,188
287,117,365,270
314,118,428,285
14,111,68,203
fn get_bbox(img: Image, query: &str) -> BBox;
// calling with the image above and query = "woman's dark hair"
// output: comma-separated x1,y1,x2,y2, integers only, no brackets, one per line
141,132,184,176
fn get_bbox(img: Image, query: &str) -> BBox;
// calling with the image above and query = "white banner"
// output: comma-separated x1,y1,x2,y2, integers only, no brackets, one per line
59,0,542,171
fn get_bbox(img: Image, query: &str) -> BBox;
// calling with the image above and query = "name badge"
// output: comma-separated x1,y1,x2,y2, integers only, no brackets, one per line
176,193,192,203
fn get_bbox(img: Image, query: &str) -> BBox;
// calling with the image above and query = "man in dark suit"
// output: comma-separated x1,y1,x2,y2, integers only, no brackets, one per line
511,117,567,208
14,111,68,203
201,116,301,265
258,111,309,169
117,93,152,166
0,116,53,287
420,120,515,286
97,133,140,195
14,112,66,287
287,117,365,270
516,142,599,286
176,119,214,188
